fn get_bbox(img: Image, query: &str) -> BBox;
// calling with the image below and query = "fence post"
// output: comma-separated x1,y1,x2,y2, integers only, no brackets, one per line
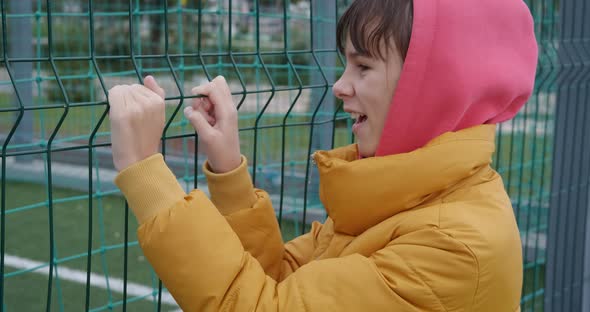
9,0,33,162
584,190,590,312
544,0,590,311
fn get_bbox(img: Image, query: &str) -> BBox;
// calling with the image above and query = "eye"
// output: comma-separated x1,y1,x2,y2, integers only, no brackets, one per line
357,64,370,72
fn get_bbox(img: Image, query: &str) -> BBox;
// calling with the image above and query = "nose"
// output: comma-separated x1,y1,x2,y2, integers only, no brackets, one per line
333,72,353,99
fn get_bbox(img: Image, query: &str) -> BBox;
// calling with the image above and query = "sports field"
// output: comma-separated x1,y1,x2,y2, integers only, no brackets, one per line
3,179,313,311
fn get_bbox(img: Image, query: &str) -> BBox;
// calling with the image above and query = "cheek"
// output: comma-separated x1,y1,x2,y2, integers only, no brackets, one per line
368,94,392,137
377,79,398,119
379,94,393,118
366,84,393,118
358,73,394,120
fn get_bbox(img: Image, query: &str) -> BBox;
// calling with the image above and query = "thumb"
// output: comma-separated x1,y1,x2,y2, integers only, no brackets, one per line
143,75,165,99
184,106,214,137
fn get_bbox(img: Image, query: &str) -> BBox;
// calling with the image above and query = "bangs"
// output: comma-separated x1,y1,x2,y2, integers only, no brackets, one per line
336,0,413,61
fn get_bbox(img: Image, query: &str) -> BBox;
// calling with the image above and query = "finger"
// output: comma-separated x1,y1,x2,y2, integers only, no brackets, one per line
191,98,215,125
194,98,213,113
191,84,215,113
133,83,158,100
191,76,227,93
135,84,169,113
191,83,212,99
211,75,228,86
202,97,213,112
143,75,166,100
193,96,212,113
191,76,229,99
184,106,215,137
130,84,154,108
211,76,234,118
107,85,127,117
191,76,233,117
137,79,175,108
191,97,203,110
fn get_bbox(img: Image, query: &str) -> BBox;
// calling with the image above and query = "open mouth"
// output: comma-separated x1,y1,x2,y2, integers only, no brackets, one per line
351,112,368,124
350,112,367,135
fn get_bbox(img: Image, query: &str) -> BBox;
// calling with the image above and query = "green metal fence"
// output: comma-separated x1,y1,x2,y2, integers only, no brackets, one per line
0,0,587,311
543,0,590,311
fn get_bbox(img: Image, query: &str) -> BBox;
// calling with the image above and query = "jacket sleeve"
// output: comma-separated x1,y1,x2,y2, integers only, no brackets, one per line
115,154,477,312
202,156,320,281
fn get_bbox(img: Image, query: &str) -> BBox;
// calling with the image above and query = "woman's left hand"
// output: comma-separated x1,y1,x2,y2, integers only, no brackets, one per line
108,76,166,172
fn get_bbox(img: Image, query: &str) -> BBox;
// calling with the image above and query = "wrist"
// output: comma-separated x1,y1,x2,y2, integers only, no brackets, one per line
117,152,158,172
209,153,242,174
204,155,257,215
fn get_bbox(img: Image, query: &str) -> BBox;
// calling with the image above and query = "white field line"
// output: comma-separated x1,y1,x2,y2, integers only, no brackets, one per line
4,254,180,309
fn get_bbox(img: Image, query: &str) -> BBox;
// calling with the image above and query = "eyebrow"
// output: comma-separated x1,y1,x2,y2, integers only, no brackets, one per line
346,50,370,60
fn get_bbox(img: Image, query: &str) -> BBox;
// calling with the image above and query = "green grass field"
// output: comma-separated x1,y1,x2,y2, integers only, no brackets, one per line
2,181,304,311
3,181,170,311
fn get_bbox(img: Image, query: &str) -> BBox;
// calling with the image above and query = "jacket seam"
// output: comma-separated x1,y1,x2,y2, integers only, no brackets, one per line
436,227,481,311
463,241,480,310
437,202,442,229
439,198,481,310
221,286,240,312
396,254,448,312
293,275,309,312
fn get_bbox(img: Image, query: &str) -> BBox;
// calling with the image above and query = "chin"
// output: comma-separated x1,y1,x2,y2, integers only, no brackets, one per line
357,144,376,158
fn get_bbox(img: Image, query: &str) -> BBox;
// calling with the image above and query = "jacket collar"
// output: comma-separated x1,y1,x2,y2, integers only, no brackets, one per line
313,124,497,236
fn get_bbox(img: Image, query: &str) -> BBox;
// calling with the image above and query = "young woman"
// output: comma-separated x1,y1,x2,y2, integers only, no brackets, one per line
108,0,538,310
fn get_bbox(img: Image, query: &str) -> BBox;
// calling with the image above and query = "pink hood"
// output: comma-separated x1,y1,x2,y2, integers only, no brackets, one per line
376,0,538,156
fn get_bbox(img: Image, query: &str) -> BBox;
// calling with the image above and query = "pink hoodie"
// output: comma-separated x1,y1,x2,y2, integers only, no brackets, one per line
375,0,538,156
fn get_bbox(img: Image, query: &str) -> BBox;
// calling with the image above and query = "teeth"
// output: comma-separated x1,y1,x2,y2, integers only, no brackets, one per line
350,112,365,121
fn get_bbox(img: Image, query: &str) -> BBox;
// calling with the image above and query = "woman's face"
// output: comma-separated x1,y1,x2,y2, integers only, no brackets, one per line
333,37,404,157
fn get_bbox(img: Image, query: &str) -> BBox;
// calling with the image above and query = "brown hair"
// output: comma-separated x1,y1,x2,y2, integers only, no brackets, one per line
336,0,413,61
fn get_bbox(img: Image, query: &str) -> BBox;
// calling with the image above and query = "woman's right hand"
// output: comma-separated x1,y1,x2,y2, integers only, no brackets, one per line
184,76,242,173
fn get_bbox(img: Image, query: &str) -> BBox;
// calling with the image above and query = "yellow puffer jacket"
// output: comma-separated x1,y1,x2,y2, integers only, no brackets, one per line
115,124,523,311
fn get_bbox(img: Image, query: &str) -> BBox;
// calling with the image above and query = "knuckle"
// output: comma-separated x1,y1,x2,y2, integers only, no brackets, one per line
108,86,120,97
109,108,125,121
128,102,142,113
152,99,165,108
